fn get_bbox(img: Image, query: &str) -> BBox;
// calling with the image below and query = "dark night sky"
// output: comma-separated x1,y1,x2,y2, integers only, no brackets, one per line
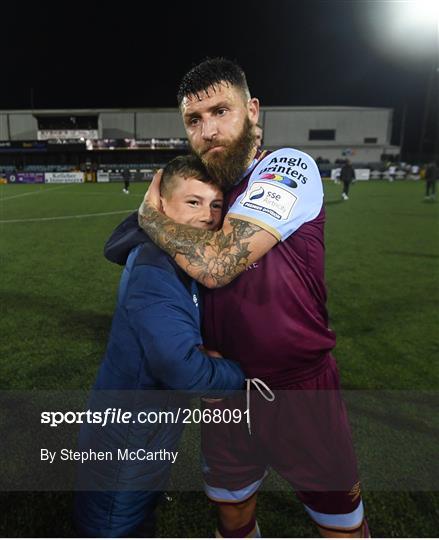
1,0,438,155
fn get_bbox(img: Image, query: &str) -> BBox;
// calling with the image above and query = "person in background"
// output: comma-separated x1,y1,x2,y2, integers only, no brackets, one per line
122,168,130,194
424,161,438,200
387,163,396,183
340,159,356,200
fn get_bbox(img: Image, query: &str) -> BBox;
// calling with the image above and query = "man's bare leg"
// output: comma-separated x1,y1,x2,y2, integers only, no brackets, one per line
216,493,258,537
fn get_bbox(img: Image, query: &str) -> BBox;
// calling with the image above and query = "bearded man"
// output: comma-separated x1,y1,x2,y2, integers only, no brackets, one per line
106,58,369,538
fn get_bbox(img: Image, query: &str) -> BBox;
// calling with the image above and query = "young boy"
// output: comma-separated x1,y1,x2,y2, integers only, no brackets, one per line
74,155,244,537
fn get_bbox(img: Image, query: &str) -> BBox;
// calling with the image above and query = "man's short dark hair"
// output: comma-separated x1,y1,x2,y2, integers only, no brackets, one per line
177,57,250,106
160,155,213,199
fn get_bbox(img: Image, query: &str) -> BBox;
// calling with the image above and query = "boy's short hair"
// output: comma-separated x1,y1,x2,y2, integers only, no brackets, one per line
160,155,213,199
177,57,250,106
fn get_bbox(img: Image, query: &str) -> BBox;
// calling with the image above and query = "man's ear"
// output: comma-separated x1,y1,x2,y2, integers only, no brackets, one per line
247,97,260,125
160,197,167,214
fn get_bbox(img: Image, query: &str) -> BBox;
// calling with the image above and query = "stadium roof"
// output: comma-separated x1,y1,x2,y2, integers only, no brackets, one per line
0,106,395,115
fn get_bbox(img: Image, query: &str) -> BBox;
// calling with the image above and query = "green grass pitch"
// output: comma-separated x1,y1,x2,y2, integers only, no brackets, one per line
0,180,438,537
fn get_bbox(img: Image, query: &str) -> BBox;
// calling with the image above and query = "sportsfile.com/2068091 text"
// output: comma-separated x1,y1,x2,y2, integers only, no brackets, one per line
41,407,249,428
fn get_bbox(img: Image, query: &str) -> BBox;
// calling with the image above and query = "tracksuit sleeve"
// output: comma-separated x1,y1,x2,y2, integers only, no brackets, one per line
104,211,149,265
125,266,245,393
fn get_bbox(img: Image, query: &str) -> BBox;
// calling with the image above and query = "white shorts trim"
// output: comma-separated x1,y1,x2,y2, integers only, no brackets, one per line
204,476,265,503
305,500,364,529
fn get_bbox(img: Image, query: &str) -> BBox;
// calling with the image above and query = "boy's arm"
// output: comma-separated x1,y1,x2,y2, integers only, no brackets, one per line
104,211,148,265
126,265,245,392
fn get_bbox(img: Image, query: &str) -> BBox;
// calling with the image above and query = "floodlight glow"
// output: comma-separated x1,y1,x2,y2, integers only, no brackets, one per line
397,0,439,28
365,0,439,63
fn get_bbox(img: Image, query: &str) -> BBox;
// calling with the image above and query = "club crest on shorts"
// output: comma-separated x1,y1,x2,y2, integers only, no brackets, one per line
349,481,361,502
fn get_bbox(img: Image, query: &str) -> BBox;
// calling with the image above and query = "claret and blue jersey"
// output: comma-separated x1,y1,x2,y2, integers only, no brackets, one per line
228,148,324,241
203,148,336,388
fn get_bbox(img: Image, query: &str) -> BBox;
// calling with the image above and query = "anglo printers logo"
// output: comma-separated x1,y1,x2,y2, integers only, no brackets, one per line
258,154,309,185
260,173,298,188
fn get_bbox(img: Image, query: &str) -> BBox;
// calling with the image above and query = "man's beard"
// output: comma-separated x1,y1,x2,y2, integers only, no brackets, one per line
191,117,256,191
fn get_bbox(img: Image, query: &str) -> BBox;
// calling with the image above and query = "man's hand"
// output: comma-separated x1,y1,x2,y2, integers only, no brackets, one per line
199,345,223,359
143,169,163,211
199,346,225,403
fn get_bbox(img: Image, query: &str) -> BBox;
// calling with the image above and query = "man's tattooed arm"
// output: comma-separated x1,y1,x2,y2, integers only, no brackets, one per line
138,202,277,288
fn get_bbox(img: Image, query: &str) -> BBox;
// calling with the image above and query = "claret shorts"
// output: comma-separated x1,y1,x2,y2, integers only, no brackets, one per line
201,355,364,530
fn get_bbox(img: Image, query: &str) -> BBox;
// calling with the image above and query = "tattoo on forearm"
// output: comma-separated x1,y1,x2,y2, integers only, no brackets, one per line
138,202,262,287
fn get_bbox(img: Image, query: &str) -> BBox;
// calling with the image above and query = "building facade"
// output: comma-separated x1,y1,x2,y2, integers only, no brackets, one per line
0,106,400,164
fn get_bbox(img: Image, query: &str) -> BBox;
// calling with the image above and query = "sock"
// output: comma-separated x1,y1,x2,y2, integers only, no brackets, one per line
216,517,261,538
362,519,371,538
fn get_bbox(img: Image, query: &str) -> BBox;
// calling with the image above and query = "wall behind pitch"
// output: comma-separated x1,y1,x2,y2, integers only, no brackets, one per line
299,145,387,163
9,114,38,140
136,111,186,138
0,114,9,139
264,108,391,147
100,112,135,138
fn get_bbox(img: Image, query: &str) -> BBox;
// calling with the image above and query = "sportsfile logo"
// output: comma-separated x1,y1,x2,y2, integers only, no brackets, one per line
241,181,297,220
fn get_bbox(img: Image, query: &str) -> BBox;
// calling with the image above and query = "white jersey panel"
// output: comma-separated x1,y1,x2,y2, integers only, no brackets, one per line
227,148,324,241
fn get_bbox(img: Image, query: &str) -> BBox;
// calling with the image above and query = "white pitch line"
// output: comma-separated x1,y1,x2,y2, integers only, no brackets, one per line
0,185,68,201
0,209,136,224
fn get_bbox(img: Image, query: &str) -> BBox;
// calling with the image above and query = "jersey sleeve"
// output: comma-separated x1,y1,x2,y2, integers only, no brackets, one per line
227,148,324,241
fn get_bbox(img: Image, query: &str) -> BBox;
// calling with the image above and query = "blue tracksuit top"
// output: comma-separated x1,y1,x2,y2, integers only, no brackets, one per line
73,219,245,537
96,223,244,392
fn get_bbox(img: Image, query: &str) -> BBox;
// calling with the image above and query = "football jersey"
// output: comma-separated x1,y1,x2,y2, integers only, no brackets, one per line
202,148,336,388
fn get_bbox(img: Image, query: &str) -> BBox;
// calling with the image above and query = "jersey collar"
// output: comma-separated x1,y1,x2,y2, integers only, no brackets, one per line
234,149,269,186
